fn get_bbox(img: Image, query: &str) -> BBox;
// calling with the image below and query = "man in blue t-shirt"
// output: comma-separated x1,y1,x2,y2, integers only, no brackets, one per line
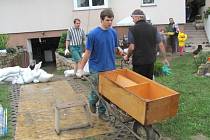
76,9,118,121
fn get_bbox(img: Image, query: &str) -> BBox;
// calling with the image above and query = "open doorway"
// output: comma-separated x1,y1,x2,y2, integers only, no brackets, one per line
31,37,60,72
186,0,205,22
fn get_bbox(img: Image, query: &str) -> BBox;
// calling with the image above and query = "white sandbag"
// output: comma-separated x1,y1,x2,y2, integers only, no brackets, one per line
34,61,42,70
64,70,75,77
83,61,89,73
1,73,20,82
31,69,41,79
0,50,7,53
82,53,89,73
31,69,41,83
21,68,34,84
12,75,24,85
0,66,20,78
33,79,39,83
37,69,54,82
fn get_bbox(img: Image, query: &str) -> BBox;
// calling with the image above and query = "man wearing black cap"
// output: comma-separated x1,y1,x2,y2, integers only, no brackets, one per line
124,9,169,80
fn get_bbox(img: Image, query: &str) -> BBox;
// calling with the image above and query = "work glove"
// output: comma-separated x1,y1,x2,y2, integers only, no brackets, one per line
123,55,129,61
64,49,70,55
117,47,124,56
162,64,171,76
76,69,84,78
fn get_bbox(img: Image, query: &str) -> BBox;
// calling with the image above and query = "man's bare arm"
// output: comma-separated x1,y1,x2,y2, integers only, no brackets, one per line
79,49,91,70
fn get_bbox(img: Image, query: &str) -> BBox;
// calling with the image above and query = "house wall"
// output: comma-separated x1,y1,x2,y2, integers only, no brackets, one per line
0,0,186,35
112,0,186,25
0,0,72,34
0,0,186,59
7,30,65,48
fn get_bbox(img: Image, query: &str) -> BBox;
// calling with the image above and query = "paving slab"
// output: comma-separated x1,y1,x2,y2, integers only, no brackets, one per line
15,80,113,140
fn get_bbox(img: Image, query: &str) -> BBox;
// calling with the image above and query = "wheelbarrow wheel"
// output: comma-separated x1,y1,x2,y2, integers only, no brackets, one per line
133,122,159,140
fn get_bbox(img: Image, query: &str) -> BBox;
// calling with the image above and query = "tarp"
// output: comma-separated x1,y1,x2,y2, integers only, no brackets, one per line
116,16,134,26
116,16,151,26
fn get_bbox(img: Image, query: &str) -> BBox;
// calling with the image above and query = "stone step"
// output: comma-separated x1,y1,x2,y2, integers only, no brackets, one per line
184,26,197,30
185,29,206,32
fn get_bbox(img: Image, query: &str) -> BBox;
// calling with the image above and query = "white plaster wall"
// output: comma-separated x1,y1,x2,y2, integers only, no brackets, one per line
0,0,186,34
112,0,186,25
0,0,73,34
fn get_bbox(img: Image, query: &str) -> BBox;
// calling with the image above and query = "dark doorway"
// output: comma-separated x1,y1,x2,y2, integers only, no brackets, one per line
186,0,205,22
31,37,60,68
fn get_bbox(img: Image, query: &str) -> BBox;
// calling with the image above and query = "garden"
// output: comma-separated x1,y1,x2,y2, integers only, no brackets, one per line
155,53,210,139
0,31,210,139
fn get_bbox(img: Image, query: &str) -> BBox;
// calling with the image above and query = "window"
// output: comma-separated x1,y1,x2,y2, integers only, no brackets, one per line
141,0,156,6
74,0,108,10
77,0,89,7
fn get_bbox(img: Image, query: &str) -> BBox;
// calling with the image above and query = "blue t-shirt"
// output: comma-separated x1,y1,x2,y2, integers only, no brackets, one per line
86,27,118,72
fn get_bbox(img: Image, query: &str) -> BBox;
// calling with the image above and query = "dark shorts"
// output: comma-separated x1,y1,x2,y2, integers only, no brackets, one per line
133,63,154,80
69,45,82,62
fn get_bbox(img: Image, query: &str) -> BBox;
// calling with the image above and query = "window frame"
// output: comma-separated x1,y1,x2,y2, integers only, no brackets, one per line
141,0,156,7
73,0,109,10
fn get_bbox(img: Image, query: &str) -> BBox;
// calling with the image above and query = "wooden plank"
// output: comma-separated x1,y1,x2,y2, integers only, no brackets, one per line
146,94,180,124
115,75,138,88
99,69,180,125
99,75,146,124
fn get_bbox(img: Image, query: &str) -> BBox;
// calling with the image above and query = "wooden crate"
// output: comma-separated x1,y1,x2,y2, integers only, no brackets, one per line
98,69,180,125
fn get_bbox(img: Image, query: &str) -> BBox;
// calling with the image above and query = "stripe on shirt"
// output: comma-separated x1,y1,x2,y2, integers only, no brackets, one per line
68,27,85,46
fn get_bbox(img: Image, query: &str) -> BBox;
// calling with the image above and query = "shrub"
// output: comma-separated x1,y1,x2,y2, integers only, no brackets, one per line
204,7,210,19
57,32,71,58
154,60,164,76
194,52,210,68
0,34,8,50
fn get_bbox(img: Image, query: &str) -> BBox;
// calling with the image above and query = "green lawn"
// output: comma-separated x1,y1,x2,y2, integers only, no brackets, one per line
0,54,210,140
0,84,13,140
155,54,210,140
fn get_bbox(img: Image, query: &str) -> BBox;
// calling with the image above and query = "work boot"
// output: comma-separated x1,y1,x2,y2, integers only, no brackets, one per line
89,103,96,113
98,113,109,122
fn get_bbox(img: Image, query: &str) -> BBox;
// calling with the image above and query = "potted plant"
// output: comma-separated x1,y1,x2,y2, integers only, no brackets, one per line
0,34,8,50
204,7,210,19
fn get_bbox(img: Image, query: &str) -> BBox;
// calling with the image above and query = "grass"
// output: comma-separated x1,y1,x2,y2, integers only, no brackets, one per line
0,53,210,139
0,84,13,140
155,53,210,140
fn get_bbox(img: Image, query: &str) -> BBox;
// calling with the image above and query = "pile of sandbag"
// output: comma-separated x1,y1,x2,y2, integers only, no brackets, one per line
0,62,54,84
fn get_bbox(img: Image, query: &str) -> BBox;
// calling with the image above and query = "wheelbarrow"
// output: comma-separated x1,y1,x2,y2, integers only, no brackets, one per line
83,68,180,139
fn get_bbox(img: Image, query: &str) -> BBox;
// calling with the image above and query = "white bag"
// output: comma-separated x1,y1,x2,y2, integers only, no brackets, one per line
21,68,34,84
0,66,20,78
64,70,75,77
37,69,54,82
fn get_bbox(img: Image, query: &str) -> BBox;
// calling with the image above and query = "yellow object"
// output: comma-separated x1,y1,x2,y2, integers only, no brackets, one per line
178,32,188,47
167,32,175,36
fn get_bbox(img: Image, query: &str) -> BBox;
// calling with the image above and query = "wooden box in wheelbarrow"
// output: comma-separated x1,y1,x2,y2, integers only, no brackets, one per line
98,69,180,125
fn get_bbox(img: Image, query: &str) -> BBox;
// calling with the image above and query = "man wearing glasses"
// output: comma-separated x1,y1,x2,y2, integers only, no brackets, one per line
124,9,169,80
